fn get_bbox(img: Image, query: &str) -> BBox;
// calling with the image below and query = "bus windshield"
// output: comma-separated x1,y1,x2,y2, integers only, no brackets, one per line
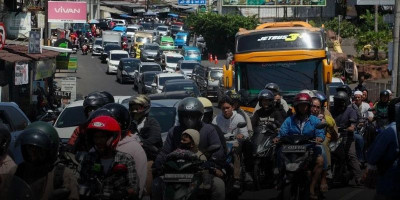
237,59,324,95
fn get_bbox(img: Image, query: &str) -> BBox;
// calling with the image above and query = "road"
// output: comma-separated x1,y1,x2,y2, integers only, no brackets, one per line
67,54,377,200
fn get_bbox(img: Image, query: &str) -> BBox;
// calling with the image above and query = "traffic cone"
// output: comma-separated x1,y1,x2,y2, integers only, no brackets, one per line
209,54,213,62
214,55,218,65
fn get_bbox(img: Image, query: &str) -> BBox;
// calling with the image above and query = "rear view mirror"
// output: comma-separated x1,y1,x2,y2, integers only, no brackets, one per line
151,83,157,87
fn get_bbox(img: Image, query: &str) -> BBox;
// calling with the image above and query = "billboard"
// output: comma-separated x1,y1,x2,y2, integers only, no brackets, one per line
223,0,326,6
178,0,206,5
357,0,394,5
48,1,87,23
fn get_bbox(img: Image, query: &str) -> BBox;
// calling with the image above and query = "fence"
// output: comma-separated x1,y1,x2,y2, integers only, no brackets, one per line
364,79,392,103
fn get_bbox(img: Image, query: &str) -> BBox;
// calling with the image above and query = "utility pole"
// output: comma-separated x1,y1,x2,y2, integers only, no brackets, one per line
375,4,379,32
393,0,400,96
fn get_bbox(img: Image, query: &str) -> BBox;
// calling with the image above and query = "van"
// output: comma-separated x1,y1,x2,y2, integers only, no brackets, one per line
174,32,189,47
182,46,201,62
159,36,175,50
112,19,126,26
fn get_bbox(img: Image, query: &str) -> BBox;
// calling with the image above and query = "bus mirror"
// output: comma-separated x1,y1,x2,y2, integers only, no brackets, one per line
223,64,233,89
323,59,333,84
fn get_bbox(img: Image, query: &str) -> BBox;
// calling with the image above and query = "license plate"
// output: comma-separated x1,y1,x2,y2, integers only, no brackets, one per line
163,174,194,183
282,145,307,153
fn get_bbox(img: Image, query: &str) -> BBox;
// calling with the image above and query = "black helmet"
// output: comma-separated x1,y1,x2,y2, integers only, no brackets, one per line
258,89,275,110
129,94,151,121
102,103,131,133
83,91,115,117
0,124,11,156
225,90,241,103
178,97,204,129
99,91,115,104
264,83,280,93
87,108,114,124
336,85,352,98
380,90,390,97
18,128,53,165
334,91,349,108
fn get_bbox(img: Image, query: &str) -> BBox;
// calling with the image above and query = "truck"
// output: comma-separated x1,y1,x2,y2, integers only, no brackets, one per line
223,21,333,112
102,31,122,49
132,31,153,58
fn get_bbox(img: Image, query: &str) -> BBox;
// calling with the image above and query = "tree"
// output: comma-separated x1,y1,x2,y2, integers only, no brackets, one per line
185,13,258,56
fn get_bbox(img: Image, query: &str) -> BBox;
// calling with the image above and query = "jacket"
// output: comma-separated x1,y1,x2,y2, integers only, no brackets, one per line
154,123,225,169
278,115,325,140
117,135,148,195
132,117,162,160
251,108,285,129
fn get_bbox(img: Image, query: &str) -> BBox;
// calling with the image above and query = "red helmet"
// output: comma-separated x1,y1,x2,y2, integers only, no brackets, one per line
293,93,312,107
87,116,121,150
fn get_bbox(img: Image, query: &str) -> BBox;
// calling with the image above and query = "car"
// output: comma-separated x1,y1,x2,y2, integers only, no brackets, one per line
170,24,183,37
151,73,185,94
192,65,221,97
116,58,141,84
207,68,223,97
112,19,126,26
112,26,127,37
122,99,180,142
176,60,200,79
162,79,201,97
141,22,154,31
195,36,207,54
159,36,175,51
329,77,345,104
174,32,189,47
182,46,201,62
133,62,163,88
140,43,160,62
92,38,103,56
126,24,143,39
1,102,31,164
162,52,184,72
156,26,169,36
138,71,162,94
107,50,130,74
101,43,121,62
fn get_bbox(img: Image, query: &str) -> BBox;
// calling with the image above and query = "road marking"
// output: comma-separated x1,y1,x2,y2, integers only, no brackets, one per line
338,188,364,200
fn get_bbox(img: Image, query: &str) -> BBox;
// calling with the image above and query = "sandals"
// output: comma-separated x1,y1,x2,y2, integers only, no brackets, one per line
320,184,329,192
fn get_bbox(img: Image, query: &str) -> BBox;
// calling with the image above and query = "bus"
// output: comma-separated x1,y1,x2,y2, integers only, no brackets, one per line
223,21,333,112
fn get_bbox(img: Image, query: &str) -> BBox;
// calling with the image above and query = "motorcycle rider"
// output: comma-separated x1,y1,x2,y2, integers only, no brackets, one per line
374,90,390,129
0,124,16,174
178,129,206,160
274,93,325,199
213,95,249,189
15,122,79,200
251,89,285,130
254,83,289,115
331,91,363,185
154,97,225,200
67,91,115,152
79,116,138,199
225,90,253,136
128,94,162,196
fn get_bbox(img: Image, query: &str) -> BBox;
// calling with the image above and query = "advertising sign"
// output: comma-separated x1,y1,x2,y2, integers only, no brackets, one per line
29,31,42,54
15,62,29,86
223,0,326,6
35,59,56,80
0,22,5,50
178,0,206,5
356,0,394,5
61,77,77,101
48,1,87,23
4,12,31,39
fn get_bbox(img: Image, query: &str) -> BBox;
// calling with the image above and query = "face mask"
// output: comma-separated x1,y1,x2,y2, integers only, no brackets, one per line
179,142,191,150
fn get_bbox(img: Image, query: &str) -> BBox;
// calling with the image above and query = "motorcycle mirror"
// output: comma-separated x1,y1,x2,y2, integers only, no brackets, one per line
237,122,247,129
47,110,54,113
206,144,221,154
315,122,327,129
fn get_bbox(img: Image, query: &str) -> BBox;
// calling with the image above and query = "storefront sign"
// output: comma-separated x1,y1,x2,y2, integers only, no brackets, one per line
357,0,394,5
35,59,56,80
48,1,87,23
29,31,42,54
55,90,71,99
15,62,29,85
223,0,326,6
61,77,76,101
0,22,6,50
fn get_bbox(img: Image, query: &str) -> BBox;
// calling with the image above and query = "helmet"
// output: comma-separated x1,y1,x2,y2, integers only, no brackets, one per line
83,91,115,116
18,128,53,164
102,103,131,132
380,90,390,97
87,108,114,124
334,91,349,106
25,121,60,163
225,90,241,103
336,85,352,98
99,91,115,104
198,97,213,123
313,90,327,104
299,90,316,98
264,83,280,93
178,97,204,129
293,93,312,107
258,89,275,110
129,95,151,121
87,116,121,150
0,124,11,156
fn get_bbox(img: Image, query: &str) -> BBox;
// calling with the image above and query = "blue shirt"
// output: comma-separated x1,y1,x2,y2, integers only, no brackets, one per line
278,115,325,140
367,122,400,197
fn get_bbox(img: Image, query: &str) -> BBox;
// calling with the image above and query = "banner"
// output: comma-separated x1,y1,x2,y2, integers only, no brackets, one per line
178,0,206,5
223,0,326,6
35,59,56,80
61,77,76,101
48,1,87,23
28,31,42,54
15,62,29,85
356,0,394,5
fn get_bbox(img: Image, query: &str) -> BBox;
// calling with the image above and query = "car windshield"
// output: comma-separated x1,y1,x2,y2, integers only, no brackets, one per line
136,37,148,43
149,107,176,133
157,27,168,31
141,23,153,30
161,41,173,46
159,76,184,86
122,61,139,72
177,35,186,40
94,40,102,45
145,73,157,82
127,28,137,32
329,82,344,97
141,65,161,72
111,54,128,60
164,83,200,95
186,50,199,57
55,106,86,128
105,45,120,52
210,70,223,79
166,56,182,63
171,25,182,30
180,63,197,70
145,45,159,50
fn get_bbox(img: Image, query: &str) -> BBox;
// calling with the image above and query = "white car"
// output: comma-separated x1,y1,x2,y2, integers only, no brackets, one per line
92,38,103,56
151,73,185,93
163,52,184,72
126,25,143,39
329,77,345,104
107,50,129,74
156,26,169,36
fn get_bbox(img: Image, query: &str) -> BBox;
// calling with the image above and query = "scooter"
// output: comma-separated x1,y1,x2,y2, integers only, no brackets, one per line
82,43,88,55
329,128,353,187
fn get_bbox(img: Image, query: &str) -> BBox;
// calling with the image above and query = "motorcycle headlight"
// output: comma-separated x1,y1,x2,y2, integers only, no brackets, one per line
285,163,301,172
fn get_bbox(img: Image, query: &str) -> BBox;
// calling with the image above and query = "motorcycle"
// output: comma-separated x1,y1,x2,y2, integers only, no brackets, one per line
82,43,89,55
252,123,277,190
160,145,220,200
329,128,353,187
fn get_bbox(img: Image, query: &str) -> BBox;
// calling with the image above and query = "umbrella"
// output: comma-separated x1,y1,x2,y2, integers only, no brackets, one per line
88,19,99,24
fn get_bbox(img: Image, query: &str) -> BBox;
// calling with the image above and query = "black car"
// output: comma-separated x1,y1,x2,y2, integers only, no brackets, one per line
162,79,201,97
138,71,161,94
101,44,121,62
116,58,141,84
170,25,183,37
191,64,208,96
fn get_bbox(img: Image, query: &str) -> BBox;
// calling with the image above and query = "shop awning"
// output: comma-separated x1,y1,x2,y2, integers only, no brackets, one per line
100,6,127,15
5,45,59,61
0,50,31,62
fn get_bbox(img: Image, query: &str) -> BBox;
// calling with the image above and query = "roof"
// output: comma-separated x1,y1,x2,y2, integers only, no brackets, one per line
179,60,199,64
120,58,140,61
109,50,129,54
182,46,200,51
0,50,31,62
144,43,159,47
157,73,184,78
65,100,84,108
1,45,59,61
165,52,183,57
143,71,162,75
151,99,181,108
112,26,127,32
176,32,189,35
141,62,160,65
165,79,195,85
149,91,197,100
100,6,127,15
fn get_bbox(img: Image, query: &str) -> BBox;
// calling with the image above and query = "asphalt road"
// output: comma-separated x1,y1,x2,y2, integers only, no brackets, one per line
71,53,377,200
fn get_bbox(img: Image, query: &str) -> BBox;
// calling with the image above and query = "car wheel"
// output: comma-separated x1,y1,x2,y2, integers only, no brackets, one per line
106,67,110,74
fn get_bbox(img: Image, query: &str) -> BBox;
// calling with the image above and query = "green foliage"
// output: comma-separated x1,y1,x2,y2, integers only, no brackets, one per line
185,13,258,55
323,17,358,38
358,10,389,32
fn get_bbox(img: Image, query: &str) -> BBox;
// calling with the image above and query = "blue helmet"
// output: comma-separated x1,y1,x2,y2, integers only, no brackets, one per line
313,90,327,104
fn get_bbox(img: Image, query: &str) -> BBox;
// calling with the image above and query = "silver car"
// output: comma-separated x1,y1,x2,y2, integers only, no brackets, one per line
140,43,160,62
126,25,143,39
177,60,200,79
92,38,103,56
156,26,169,36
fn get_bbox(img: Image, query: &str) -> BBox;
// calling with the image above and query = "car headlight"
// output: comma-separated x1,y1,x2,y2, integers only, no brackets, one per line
122,70,128,75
